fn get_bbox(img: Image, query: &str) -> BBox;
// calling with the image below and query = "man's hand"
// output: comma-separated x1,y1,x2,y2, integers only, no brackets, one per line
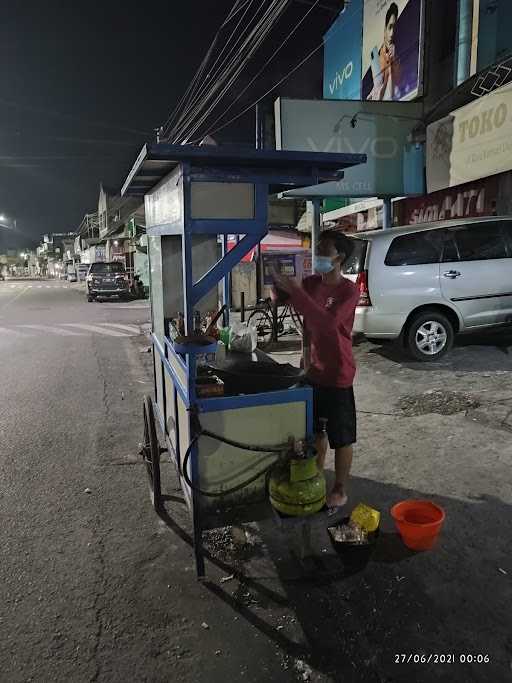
272,271,300,295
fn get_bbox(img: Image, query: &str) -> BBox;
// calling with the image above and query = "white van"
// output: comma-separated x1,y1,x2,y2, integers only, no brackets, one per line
344,216,512,361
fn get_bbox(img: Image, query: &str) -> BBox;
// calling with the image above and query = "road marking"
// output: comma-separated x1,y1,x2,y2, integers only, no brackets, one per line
0,286,30,310
0,326,30,337
18,324,86,336
98,322,140,334
37,285,42,288
62,323,128,337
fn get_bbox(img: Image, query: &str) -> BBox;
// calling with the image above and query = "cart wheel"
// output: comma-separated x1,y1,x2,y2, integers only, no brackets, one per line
141,395,164,511
247,309,273,343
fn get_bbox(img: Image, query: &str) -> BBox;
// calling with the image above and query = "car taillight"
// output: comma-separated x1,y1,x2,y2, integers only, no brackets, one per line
356,271,371,307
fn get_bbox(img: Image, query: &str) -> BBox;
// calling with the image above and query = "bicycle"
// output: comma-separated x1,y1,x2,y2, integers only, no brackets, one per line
247,297,303,344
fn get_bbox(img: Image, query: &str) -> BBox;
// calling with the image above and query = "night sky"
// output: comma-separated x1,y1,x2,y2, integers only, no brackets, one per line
0,0,336,248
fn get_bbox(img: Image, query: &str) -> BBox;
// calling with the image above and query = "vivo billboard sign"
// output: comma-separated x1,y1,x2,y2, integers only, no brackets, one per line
275,97,424,197
323,0,363,101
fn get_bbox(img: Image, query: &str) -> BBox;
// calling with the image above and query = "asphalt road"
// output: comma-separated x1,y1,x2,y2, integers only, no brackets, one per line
1,280,511,683
0,281,152,681
0,281,298,683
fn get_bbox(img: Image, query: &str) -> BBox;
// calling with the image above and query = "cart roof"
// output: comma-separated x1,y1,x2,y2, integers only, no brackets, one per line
121,143,366,197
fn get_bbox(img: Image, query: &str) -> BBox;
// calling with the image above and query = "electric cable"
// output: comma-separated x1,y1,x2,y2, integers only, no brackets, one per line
193,6,365,141
169,0,279,142
200,0,322,138
164,0,261,138
0,97,150,137
169,0,288,142
194,39,324,140
174,0,289,143
176,0,289,143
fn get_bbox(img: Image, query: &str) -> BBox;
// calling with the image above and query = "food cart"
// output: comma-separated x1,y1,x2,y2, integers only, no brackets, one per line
121,143,366,576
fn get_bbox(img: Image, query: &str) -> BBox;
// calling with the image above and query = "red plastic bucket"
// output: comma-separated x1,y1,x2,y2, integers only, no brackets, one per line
391,500,445,551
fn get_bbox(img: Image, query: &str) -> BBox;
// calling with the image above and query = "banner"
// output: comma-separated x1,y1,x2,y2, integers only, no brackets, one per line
323,0,363,101
394,175,499,225
362,0,423,101
275,97,424,197
427,82,512,193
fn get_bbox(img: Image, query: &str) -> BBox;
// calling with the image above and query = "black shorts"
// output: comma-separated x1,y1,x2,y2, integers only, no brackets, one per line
312,385,356,449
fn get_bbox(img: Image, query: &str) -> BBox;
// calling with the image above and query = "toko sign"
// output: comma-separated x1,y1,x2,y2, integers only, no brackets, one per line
427,82,512,193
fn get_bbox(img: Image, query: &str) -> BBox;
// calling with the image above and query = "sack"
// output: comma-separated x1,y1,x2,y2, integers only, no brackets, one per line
229,322,257,353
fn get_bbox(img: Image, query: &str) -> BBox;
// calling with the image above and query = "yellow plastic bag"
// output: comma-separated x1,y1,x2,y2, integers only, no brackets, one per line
350,503,380,533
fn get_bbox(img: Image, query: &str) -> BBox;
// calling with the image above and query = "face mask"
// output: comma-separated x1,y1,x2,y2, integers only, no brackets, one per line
314,256,335,274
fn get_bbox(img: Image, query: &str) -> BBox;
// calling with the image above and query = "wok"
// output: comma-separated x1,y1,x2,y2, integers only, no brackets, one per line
206,359,304,395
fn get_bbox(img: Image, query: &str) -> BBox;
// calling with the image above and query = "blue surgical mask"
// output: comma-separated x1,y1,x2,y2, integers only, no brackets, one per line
314,256,334,274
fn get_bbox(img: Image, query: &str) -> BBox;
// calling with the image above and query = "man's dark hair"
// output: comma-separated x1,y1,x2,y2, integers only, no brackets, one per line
319,230,355,263
385,2,399,27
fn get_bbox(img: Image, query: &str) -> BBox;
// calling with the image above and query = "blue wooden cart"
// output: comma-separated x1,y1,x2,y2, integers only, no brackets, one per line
121,143,366,577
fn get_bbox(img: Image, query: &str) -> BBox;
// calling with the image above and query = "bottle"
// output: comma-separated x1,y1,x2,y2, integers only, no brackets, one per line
168,319,179,342
177,313,185,337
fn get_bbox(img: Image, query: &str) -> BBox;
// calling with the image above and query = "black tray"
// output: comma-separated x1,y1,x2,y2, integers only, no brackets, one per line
327,517,380,571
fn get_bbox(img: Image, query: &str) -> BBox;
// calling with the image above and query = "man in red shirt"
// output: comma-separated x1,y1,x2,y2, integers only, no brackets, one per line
273,231,359,508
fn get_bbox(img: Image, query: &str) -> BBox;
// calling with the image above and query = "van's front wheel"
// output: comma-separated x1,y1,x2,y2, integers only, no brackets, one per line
406,311,454,361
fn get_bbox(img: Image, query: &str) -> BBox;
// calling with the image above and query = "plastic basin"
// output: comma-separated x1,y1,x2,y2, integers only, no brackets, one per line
391,500,445,551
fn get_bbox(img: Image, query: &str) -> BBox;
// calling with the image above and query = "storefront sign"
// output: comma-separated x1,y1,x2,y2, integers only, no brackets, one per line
393,175,499,225
275,97,424,197
323,0,363,100
427,82,512,193
362,0,423,101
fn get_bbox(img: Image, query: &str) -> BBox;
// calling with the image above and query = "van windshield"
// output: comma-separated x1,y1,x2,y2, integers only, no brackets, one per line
90,262,125,274
343,238,368,275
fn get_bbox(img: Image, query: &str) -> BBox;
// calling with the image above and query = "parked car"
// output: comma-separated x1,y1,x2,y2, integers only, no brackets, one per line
67,271,78,283
86,261,130,302
344,216,512,361
77,264,89,282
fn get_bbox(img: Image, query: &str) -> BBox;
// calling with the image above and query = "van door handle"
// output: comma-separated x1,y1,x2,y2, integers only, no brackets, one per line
443,270,461,279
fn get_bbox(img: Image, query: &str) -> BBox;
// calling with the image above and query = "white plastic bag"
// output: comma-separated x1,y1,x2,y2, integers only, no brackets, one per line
229,322,257,353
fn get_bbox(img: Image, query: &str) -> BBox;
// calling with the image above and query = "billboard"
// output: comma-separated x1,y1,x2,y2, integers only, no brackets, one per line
476,1,512,73
426,82,512,193
323,0,363,101
362,0,423,101
275,97,424,197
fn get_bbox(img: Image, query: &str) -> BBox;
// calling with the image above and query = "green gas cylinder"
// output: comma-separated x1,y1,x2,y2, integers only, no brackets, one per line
269,456,326,517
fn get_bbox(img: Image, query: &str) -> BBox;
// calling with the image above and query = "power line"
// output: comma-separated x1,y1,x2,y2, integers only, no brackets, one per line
172,0,289,143
166,0,265,139
161,0,256,136
0,97,151,138
194,9,353,141
190,0,322,141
